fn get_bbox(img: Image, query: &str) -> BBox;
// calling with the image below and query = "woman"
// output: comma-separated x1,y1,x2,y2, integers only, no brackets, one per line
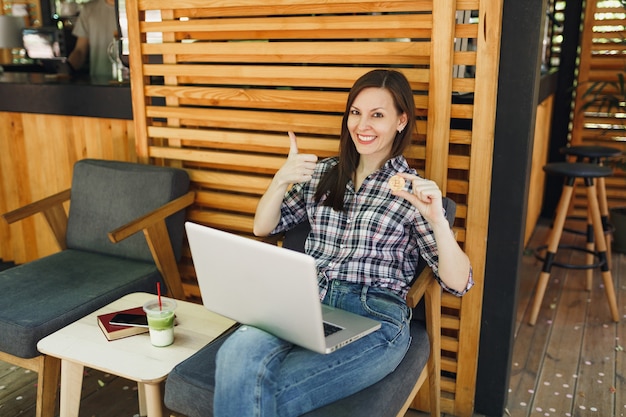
214,69,473,417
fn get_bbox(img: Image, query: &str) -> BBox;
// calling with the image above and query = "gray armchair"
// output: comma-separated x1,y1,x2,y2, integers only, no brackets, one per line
164,198,457,417
0,158,194,417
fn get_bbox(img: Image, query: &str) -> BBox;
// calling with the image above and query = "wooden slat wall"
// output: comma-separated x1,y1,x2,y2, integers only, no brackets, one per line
0,112,137,264
126,1,502,415
571,0,626,214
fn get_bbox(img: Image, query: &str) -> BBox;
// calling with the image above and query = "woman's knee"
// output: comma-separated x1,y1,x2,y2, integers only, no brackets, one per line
216,325,291,375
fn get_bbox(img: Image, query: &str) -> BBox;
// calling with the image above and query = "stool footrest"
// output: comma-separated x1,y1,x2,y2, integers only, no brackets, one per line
534,244,605,270
560,216,615,237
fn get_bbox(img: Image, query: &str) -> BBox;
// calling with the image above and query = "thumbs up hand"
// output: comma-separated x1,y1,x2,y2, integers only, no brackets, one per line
276,131,318,185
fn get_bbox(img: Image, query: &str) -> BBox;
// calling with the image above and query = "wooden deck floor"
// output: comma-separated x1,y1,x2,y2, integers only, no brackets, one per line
507,219,626,417
0,220,624,417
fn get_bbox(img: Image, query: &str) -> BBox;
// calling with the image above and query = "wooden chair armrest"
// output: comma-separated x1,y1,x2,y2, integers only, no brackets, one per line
405,265,442,416
424,270,441,417
2,189,71,224
107,191,195,243
405,266,434,309
262,234,282,246
107,191,195,300
2,189,71,250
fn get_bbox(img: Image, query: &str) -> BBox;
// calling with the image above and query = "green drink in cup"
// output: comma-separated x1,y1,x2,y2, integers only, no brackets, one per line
143,298,177,347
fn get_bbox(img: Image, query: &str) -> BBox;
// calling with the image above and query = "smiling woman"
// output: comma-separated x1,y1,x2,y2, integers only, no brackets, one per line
212,69,473,417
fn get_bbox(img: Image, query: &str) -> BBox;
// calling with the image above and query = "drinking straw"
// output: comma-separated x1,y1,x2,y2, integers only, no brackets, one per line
157,282,162,311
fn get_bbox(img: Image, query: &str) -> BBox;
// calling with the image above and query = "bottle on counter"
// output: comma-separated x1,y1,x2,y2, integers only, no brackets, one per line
107,31,129,82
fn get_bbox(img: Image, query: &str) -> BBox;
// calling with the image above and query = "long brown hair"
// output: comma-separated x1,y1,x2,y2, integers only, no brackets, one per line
314,69,416,211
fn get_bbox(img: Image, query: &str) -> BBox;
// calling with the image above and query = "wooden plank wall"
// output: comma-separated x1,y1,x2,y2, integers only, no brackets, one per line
525,95,554,246
0,112,137,264
571,0,626,213
125,1,503,415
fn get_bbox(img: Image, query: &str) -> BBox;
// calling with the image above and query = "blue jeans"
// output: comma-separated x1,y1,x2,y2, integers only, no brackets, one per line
213,281,411,417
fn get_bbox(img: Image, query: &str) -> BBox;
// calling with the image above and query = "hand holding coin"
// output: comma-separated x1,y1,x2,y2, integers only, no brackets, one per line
390,173,446,226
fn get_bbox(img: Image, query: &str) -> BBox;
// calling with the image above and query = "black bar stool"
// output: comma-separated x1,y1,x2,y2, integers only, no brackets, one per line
561,145,622,287
560,145,621,268
529,162,619,325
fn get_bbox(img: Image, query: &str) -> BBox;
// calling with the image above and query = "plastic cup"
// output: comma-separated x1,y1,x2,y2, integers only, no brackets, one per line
143,298,177,347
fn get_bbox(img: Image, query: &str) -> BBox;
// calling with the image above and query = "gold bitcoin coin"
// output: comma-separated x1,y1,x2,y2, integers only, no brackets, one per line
388,175,405,192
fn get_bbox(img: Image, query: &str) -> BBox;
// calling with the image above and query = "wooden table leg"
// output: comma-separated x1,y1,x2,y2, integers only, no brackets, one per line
138,382,163,417
59,360,84,417
36,355,60,417
137,382,147,416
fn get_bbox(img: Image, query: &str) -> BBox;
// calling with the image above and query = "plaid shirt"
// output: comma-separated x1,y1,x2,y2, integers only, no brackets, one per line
273,155,472,300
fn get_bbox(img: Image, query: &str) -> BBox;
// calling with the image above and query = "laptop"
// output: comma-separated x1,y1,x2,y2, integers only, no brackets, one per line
185,222,381,354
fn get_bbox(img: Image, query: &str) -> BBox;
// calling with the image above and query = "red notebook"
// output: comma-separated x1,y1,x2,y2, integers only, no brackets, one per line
97,306,149,341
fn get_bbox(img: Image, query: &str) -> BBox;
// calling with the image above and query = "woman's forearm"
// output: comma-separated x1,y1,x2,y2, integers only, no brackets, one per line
253,178,290,236
431,222,471,293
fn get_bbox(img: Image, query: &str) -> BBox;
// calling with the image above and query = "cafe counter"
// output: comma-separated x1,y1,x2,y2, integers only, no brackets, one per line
0,72,132,119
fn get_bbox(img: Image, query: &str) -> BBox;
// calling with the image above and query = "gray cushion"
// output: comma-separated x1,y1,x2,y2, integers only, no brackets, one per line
301,321,429,417
0,249,161,358
164,329,229,417
164,321,429,417
67,159,190,262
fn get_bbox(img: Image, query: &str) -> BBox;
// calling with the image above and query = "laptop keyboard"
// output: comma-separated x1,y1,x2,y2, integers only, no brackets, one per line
323,322,343,337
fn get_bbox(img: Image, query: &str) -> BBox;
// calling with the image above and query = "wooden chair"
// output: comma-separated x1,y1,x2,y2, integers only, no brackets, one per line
0,158,194,417
164,198,456,417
